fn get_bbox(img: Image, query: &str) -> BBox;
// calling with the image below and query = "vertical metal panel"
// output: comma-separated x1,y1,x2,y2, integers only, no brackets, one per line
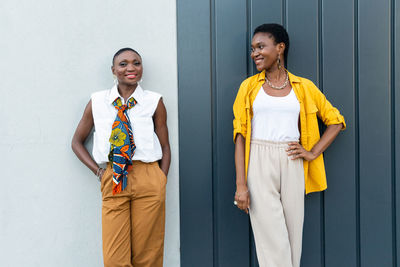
286,1,323,266
354,1,361,265
213,0,250,266
358,0,393,266
177,1,214,266
286,0,319,80
250,0,282,29
394,0,400,264
322,0,358,266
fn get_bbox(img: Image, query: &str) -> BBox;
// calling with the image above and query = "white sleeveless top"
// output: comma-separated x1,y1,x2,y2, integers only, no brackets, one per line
91,85,163,164
251,87,300,142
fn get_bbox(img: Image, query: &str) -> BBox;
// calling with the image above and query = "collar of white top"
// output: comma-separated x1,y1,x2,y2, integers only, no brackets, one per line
108,84,145,105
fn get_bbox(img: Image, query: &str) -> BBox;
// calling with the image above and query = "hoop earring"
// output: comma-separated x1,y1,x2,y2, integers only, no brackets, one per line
277,54,281,70
113,75,118,86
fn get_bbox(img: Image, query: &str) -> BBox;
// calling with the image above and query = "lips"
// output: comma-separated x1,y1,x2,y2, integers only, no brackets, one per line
254,58,264,65
126,74,137,79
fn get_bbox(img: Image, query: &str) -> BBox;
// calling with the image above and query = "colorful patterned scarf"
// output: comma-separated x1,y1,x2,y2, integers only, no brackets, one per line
108,97,137,195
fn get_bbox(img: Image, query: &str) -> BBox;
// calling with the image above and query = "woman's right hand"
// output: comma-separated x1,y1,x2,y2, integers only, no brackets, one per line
234,185,250,214
71,100,100,176
98,168,106,182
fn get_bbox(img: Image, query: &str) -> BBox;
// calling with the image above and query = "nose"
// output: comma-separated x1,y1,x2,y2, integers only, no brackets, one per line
127,63,135,71
251,50,258,58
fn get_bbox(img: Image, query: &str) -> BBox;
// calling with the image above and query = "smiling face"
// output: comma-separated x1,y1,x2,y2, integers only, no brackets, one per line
251,32,285,72
112,50,143,86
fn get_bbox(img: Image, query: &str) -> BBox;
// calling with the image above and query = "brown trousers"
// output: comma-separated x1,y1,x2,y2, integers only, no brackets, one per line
101,161,166,267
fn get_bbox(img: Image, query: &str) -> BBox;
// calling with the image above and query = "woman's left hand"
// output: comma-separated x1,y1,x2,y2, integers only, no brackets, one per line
287,142,317,161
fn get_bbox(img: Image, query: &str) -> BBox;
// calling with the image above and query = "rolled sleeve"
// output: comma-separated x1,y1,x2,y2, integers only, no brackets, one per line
233,80,250,142
323,108,346,130
233,118,247,142
309,81,346,130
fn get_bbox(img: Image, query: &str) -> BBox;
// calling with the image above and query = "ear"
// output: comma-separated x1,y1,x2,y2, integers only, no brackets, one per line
277,42,285,55
111,65,116,75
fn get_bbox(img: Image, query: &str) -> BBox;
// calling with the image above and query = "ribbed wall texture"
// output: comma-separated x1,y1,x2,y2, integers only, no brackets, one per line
177,0,399,266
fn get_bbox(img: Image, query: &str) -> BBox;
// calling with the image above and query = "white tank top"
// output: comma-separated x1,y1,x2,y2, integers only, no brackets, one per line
251,87,300,142
91,85,163,164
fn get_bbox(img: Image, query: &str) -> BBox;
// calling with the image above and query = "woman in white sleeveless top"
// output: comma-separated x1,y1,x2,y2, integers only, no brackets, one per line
72,48,170,267
233,24,345,267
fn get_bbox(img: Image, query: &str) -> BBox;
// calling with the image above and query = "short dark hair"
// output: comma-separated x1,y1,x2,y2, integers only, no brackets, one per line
112,47,141,65
253,23,289,62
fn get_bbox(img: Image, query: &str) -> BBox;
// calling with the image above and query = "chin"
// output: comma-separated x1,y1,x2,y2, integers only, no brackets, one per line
122,80,139,86
255,65,265,72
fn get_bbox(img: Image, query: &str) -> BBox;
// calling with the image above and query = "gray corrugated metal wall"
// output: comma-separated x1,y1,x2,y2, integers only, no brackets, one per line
177,0,399,266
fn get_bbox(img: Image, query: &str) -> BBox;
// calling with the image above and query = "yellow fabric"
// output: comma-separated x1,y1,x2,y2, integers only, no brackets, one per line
233,70,346,194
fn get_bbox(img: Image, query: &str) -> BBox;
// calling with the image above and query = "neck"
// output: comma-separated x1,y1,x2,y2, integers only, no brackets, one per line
117,83,138,101
265,64,286,82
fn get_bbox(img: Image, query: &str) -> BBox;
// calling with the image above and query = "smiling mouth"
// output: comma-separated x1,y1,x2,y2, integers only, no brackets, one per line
126,74,137,79
254,58,264,64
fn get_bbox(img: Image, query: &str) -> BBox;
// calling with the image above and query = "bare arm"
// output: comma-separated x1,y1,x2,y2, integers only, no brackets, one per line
71,100,100,174
287,123,343,161
153,98,171,176
235,134,246,187
234,134,250,213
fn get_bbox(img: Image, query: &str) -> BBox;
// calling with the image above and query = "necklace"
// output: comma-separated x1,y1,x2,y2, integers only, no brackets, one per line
265,71,289,90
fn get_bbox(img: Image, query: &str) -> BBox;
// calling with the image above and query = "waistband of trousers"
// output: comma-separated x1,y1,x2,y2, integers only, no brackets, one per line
106,160,158,168
250,139,299,148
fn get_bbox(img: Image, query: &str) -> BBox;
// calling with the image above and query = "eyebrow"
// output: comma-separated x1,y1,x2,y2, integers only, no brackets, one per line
251,41,265,47
118,58,141,63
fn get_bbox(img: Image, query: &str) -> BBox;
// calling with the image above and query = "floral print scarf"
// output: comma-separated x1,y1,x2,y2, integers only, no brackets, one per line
108,97,137,194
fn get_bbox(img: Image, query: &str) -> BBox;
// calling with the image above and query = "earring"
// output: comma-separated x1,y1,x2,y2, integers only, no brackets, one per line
277,54,281,70
113,75,118,86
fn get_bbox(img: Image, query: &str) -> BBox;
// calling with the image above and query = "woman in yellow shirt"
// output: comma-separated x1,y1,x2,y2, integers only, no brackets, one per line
233,24,345,267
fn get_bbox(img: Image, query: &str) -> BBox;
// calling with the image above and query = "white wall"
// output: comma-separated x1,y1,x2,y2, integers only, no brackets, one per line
0,1,180,266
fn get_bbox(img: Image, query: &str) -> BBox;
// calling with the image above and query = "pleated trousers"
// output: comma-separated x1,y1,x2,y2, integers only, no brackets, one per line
101,161,166,267
248,139,305,267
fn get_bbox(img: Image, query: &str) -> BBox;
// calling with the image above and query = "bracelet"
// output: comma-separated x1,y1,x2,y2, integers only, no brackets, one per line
235,190,249,197
96,167,105,181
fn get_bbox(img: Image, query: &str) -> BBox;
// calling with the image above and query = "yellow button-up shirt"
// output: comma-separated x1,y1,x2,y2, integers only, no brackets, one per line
233,70,346,194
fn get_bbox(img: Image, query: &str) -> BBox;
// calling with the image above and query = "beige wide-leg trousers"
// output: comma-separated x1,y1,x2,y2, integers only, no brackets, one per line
101,161,166,267
248,140,305,267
